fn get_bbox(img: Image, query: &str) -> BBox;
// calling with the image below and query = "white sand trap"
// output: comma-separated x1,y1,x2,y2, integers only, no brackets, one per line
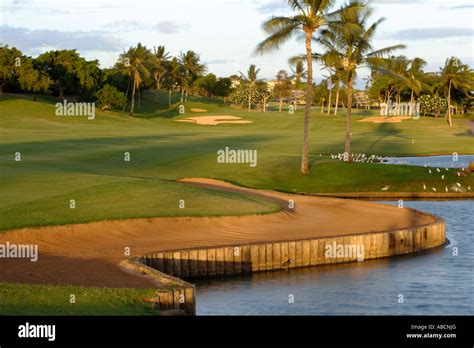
176,115,253,126
190,108,208,113
358,116,412,124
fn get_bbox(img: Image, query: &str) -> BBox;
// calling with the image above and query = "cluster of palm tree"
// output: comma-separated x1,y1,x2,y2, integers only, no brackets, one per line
256,0,404,173
116,43,206,115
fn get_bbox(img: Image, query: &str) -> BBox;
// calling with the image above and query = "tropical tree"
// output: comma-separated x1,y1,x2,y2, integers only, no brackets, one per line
150,46,170,102
166,57,182,106
274,70,292,111
179,50,206,102
438,57,473,127
290,60,307,87
0,45,22,94
239,64,261,111
126,43,151,115
256,0,355,174
36,49,82,99
319,1,404,162
17,57,51,101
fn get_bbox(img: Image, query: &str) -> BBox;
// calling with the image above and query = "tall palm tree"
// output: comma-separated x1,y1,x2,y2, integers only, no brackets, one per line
151,46,170,102
116,49,132,111
239,64,260,111
167,57,181,106
289,60,307,111
256,0,354,174
319,1,404,162
179,50,206,102
406,57,428,105
439,57,473,127
290,60,307,86
126,43,151,116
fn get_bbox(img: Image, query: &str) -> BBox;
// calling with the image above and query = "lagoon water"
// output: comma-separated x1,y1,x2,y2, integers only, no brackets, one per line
195,200,473,315
382,155,474,168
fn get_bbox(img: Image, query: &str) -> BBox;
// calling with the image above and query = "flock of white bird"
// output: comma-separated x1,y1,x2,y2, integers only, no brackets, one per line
327,153,471,193
329,153,387,163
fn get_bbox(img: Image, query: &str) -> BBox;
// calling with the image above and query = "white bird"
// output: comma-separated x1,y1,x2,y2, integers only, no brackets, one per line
445,186,448,192
423,183,426,190
381,185,390,191
441,175,445,180
456,183,462,187
432,187,437,192
436,168,440,172
428,169,432,174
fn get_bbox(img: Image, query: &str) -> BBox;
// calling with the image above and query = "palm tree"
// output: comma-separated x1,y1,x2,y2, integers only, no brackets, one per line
151,46,170,102
290,60,307,86
116,49,132,110
167,57,181,106
126,43,151,116
239,64,260,111
439,57,473,127
406,57,428,105
256,0,354,174
179,50,206,102
319,1,404,162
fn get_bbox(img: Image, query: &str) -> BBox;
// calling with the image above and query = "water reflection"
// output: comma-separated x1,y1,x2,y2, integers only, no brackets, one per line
195,200,474,315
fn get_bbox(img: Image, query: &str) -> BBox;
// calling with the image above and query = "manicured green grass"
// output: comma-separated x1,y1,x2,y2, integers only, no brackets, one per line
0,92,473,231
0,282,158,315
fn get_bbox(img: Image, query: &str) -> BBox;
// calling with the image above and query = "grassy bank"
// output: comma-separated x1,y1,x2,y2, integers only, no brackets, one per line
0,283,158,315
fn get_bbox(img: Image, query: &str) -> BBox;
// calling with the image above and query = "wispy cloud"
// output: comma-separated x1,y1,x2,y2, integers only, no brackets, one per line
386,27,473,40
254,0,289,14
0,25,125,53
153,21,188,34
103,20,147,32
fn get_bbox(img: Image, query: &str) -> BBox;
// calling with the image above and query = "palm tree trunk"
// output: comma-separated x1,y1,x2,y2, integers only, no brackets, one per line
156,81,160,102
327,74,332,115
248,86,252,111
334,82,340,116
345,72,354,163
169,88,172,106
279,94,283,112
129,81,136,116
123,74,131,111
410,89,414,115
447,80,452,127
301,30,313,175
138,87,141,108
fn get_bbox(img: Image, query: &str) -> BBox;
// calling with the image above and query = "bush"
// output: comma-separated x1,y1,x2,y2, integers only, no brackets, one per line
418,95,447,118
95,84,127,111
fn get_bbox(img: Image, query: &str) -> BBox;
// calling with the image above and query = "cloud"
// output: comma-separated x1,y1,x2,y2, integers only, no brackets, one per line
205,58,238,65
153,21,188,34
445,4,474,10
254,0,289,14
0,25,125,53
386,27,473,41
103,20,147,32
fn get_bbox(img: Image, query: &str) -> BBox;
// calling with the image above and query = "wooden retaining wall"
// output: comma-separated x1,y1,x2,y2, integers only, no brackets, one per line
122,259,196,316
139,219,445,280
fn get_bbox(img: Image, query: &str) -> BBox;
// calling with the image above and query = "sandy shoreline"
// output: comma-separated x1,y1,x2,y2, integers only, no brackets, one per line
0,178,436,289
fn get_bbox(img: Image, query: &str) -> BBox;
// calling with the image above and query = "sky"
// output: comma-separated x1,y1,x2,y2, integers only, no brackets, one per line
1,0,473,88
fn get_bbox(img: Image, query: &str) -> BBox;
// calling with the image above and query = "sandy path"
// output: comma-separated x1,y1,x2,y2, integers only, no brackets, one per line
0,179,435,289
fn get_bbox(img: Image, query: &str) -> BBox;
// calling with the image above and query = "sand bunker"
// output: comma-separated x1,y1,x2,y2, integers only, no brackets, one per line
0,178,436,289
190,108,208,113
176,115,253,126
358,116,412,124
